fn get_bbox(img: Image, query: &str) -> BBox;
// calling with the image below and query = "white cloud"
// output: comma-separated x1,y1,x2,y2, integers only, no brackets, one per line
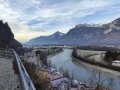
0,0,120,42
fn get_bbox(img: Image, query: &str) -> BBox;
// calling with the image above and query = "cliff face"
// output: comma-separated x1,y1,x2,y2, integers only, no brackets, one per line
0,20,24,55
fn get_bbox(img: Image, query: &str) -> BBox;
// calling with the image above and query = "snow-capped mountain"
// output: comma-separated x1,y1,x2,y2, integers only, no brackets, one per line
26,17,120,46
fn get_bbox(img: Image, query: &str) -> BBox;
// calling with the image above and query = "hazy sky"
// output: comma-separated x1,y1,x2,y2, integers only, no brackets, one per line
0,0,120,42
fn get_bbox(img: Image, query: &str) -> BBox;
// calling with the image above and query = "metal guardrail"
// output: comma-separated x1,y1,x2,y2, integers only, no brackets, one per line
0,49,15,59
0,49,36,90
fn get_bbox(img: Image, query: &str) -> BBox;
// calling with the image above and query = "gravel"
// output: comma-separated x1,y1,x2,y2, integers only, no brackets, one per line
0,58,21,90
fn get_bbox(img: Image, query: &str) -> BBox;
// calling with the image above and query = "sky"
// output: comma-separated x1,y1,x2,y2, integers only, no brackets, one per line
0,0,120,42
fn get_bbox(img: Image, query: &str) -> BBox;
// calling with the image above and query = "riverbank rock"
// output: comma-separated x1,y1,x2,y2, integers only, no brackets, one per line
0,20,24,55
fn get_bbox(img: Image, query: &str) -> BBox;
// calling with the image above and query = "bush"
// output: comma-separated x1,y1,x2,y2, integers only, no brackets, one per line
22,61,50,90
104,51,120,63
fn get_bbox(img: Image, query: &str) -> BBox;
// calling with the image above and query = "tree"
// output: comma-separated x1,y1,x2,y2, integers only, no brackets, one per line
47,60,52,67
36,50,48,67
104,51,111,62
86,70,114,89
72,48,77,57
63,69,70,78
104,51,118,63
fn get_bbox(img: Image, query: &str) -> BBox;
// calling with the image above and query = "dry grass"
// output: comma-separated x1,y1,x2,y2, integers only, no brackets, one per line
22,61,50,90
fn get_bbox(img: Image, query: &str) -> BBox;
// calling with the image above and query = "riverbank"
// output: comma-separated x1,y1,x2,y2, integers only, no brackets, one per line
72,49,120,72
47,50,63,58
46,48,63,56
72,57,120,79
24,49,90,90
49,49,120,90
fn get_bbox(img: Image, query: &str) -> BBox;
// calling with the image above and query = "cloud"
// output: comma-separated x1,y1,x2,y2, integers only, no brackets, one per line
0,0,120,42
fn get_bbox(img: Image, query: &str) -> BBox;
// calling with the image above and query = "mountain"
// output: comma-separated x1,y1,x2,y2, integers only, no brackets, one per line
26,17,120,46
60,17,120,45
60,24,104,45
27,31,64,45
0,20,24,55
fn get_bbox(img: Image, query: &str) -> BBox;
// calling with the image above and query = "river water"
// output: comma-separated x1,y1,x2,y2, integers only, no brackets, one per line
48,49,120,90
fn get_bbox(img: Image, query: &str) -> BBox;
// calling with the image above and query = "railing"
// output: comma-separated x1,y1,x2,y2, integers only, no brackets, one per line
0,49,15,59
0,49,36,90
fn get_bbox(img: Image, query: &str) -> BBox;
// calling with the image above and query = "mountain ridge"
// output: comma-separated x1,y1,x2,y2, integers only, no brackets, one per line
26,17,120,46
27,31,64,45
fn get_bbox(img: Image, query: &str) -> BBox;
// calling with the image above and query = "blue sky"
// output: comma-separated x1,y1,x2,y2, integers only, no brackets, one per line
0,0,120,42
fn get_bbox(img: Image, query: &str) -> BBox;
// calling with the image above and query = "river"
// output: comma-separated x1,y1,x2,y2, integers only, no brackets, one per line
48,49,120,90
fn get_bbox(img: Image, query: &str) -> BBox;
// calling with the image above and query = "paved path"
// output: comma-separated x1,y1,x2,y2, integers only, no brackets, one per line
0,58,21,90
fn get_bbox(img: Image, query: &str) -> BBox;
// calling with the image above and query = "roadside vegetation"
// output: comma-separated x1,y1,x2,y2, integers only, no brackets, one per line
22,61,50,90
13,59,50,90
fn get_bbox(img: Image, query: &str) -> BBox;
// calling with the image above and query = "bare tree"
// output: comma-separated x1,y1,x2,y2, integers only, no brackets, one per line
47,60,52,67
86,70,114,89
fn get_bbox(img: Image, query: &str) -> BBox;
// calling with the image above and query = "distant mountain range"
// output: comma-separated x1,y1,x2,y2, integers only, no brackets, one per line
27,31,65,45
26,17,120,46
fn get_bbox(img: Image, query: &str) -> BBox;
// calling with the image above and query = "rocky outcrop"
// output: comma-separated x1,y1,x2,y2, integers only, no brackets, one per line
0,20,24,55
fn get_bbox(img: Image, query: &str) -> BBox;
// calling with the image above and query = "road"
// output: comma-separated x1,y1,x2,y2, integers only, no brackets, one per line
0,58,21,90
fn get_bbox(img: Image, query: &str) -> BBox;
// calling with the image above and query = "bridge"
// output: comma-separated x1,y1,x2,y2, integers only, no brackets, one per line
0,49,36,90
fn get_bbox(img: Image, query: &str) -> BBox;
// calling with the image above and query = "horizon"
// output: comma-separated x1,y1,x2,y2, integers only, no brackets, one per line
0,0,120,42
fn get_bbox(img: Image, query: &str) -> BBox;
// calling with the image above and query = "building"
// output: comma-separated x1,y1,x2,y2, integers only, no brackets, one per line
112,60,120,67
